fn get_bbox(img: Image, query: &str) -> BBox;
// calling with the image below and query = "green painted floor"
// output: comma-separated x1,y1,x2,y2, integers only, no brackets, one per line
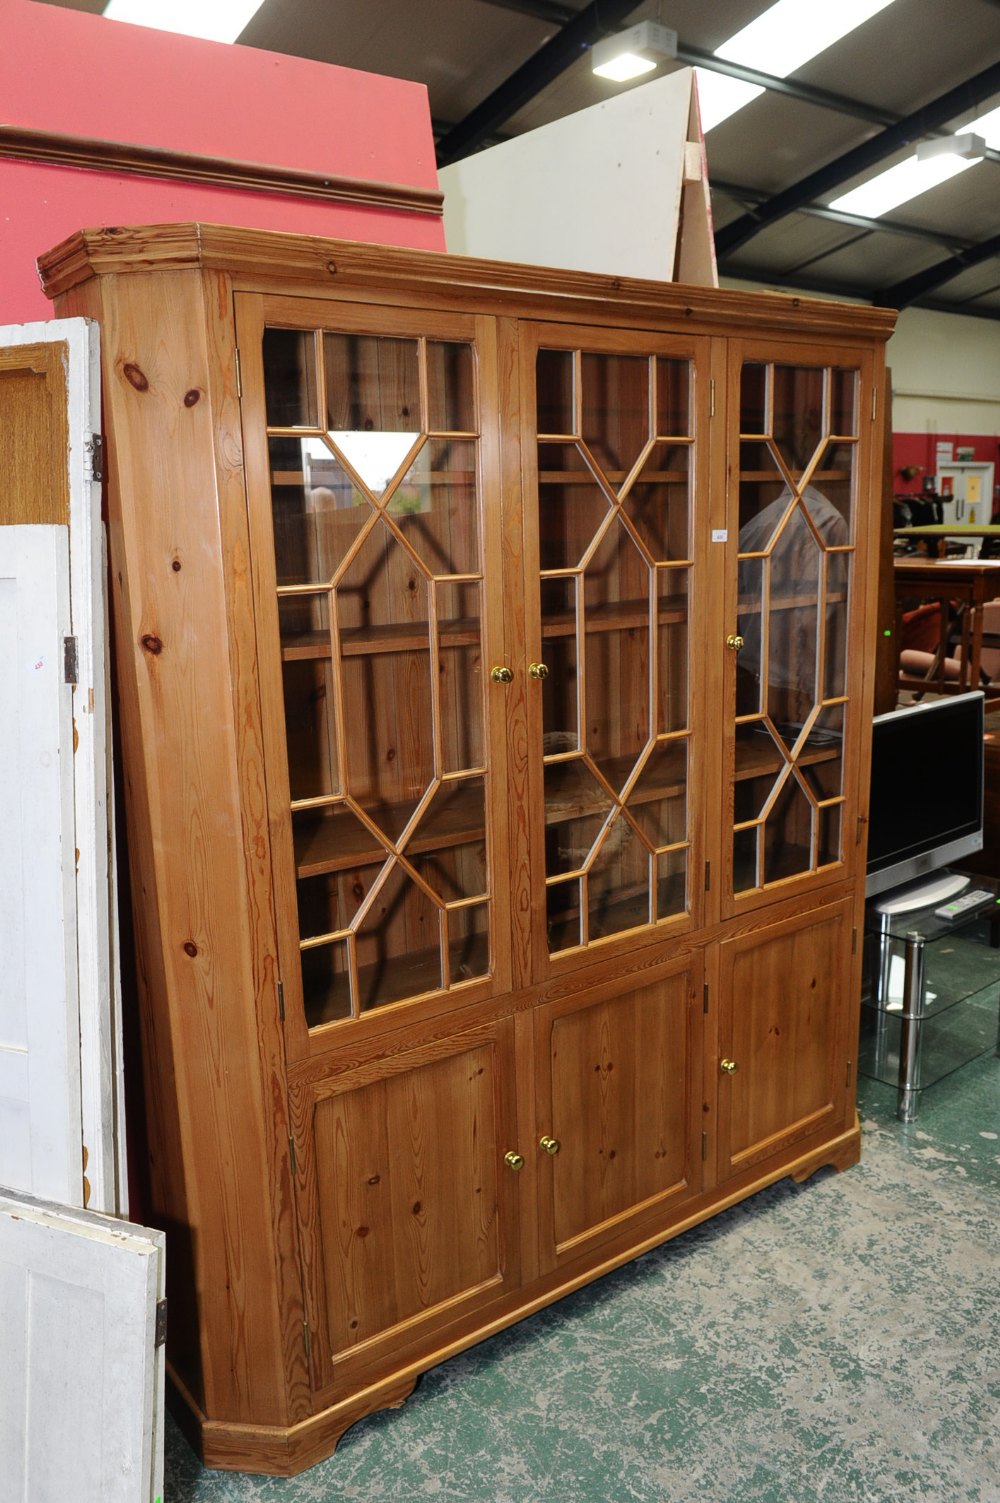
164,1055,1000,1503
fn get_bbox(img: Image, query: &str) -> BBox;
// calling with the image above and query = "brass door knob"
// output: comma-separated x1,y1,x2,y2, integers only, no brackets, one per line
504,1150,525,1171
726,634,745,651
529,662,549,680
539,1135,561,1155
490,665,514,684
720,1058,738,1075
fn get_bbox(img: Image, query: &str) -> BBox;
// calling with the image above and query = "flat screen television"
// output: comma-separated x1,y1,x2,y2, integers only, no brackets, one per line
865,690,985,902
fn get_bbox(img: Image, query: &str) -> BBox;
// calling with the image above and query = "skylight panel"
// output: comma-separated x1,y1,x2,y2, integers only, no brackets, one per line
103,0,264,44
828,155,976,218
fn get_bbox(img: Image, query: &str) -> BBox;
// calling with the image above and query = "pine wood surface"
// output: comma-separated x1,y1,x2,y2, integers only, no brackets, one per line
46,224,893,1474
0,340,69,524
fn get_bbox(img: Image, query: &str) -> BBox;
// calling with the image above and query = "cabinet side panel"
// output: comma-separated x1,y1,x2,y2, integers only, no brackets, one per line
72,270,291,1424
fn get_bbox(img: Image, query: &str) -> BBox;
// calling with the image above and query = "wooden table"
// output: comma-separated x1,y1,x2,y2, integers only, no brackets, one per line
894,557,1000,705
894,524,1000,558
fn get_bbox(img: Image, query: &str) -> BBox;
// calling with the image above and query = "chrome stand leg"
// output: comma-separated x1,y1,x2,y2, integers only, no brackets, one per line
898,931,927,1122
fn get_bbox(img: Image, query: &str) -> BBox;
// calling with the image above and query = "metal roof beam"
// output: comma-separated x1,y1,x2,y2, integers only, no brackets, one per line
711,179,978,253
435,0,641,167
875,228,1000,307
714,59,1000,258
675,44,897,126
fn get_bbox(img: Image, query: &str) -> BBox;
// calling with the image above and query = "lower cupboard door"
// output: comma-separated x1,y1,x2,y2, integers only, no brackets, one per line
536,959,705,1272
716,897,854,1179
292,1020,522,1391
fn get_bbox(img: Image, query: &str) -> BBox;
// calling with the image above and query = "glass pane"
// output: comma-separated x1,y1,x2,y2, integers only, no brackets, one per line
762,776,814,883
388,439,479,573
340,650,432,843
448,903,489,983
766,533,821,736
283,659,340,800
547,879,581,952
584,523,652,789
818,805,842,866
324,332,420,433
335,519,430,642
426,341,475,432
263,328,318,427
278,592,329,658
541,636,579,753
588,816,649,940
826,552,850,707
738,446,792,537
735,723,787,822
656,848,687,920
269,437,370,587
811,440,855,538
544,761,613,876
329,430,420,498
655,358,690,438
627,741,687,848
302,940,351,1027
772,365,825,476
657,569,689,735
409,778,486,888
355,863,442,1012
411,839,487,902
293,804,386,877
830,368,857,436
297,859,383,942
623,442,691,562
537,348,574,435
537,443,610,570
581,352,649,481
740,362,767,433
439,581,484,773
736,556,764,716
733,827,760,893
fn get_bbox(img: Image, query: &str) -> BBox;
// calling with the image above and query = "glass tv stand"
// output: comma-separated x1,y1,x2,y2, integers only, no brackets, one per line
860,871,1000,1120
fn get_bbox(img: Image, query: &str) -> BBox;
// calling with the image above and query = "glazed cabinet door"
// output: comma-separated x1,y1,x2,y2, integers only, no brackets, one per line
723,342,877,915
534,953,705,1273
236,296,512,1057
290,1018,522,1392
518,324,713,976
715,897,854,1180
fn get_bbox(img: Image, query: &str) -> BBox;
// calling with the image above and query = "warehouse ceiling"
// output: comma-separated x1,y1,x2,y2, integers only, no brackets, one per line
42,0,1000,319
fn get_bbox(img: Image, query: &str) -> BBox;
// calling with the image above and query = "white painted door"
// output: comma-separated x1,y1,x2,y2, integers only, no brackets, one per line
0,319,124,1213
0,1187,165,1503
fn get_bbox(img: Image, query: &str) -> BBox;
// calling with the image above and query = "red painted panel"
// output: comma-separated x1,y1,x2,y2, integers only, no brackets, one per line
1,0,443,322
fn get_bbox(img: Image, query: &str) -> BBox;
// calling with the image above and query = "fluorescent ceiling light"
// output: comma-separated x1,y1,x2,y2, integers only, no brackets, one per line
715,0,898,79
103,0,264,44
592,22,677,83
828,155,976,218
960,104,1000,148
700,0,898,131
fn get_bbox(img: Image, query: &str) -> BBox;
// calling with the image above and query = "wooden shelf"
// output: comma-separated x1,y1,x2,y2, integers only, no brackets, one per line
272,469,476,487
544,746,687,827
738,469,850,483
305,941,488,1027
294,784,486,878
538,469,687,485
280,616,480,660
734,730,840,782
541,594,689,639
736,591,847,616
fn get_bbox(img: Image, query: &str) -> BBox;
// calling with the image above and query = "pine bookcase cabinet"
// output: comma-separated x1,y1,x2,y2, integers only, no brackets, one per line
40,224,896,1476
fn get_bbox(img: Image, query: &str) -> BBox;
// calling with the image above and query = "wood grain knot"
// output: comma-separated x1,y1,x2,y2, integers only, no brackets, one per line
355,1225,370,1238
183,941,198,957
140,633,163,655
122,362,149,392
183,388,201,407
385,747,396,762
327,261,338,274
171,559,182,572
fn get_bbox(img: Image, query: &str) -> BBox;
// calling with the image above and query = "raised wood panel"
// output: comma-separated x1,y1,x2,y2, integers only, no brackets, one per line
0,343,69,525
717,898,852,1178
295,1020,521,1388
537,958,703,1265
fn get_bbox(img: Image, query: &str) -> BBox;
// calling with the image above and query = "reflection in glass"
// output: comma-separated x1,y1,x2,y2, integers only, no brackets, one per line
263,328,318,427
581,352,648,478
389,440,480,573
355,863,442,1011
297,860,383,942
328,430,420,495
301,941,351,1027
426,341,475,432
269,438,368,587
627,741,687,847
625,443,691,562
324,332,420,433
589,815,648,939
544,760,614,875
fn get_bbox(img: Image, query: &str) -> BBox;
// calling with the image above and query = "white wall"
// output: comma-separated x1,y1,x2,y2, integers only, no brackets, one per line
886,307,1000,435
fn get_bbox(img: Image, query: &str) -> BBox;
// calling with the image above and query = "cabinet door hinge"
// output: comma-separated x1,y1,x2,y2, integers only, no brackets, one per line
63,636,79,686
701,1130,709,1161
871,386,877,421
704,860,711,891
234,347,243,398
277,978,285,1023
289,1135,297,1177
154,1297,168,1348
846,1059,853,1088
852,926,858,956
709,377,716,418
703,982,709,1014
87,432,104,482
856,814,867,845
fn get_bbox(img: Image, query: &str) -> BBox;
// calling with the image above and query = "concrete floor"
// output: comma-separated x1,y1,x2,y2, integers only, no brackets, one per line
164,1054,1000,1502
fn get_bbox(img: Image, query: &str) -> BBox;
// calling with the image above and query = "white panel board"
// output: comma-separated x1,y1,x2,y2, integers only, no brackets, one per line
441,69,696,279
0,527,80,1206
0,1188,165,1503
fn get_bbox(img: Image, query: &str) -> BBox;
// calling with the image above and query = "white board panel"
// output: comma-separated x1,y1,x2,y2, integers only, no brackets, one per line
0,1188,165,1503
441,69,695,279
0,526,81,1206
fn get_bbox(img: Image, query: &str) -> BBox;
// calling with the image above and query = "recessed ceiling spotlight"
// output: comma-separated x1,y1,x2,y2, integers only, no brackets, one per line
591,22,678,83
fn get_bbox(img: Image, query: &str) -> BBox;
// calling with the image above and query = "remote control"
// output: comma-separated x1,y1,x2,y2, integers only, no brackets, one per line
934,889,996,920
